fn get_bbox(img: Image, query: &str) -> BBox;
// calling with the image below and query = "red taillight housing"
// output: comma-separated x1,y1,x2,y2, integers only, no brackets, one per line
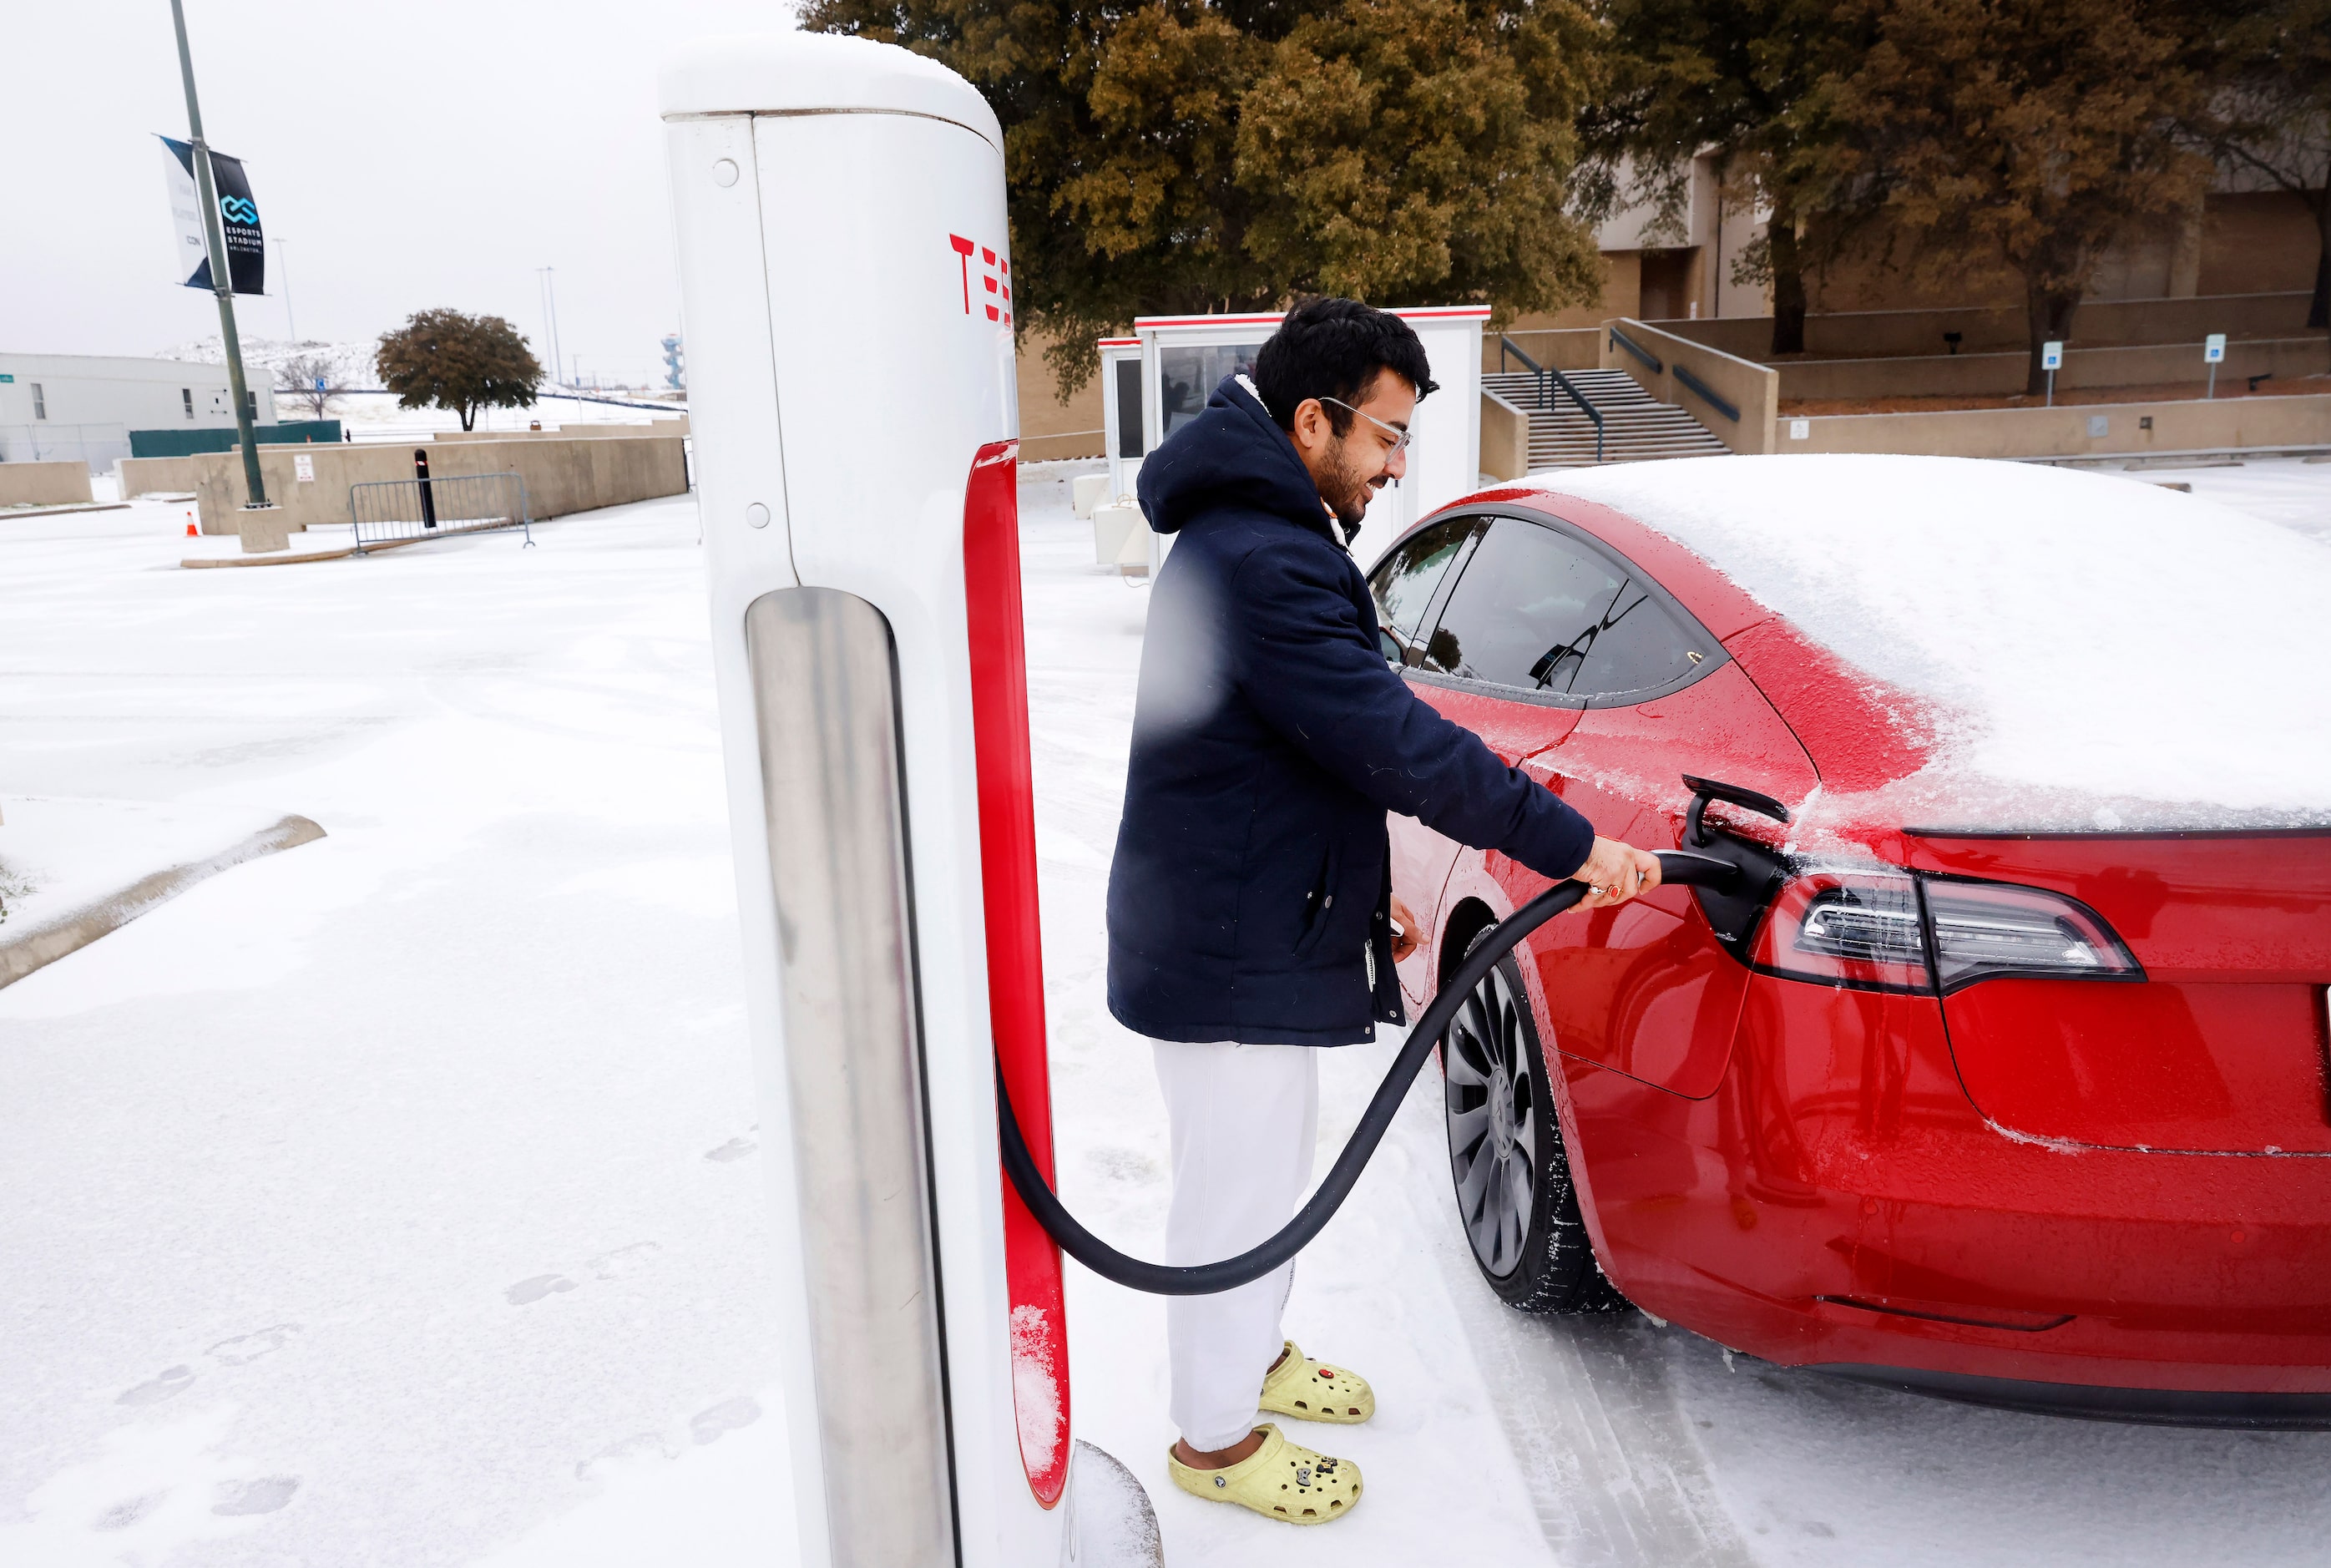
1751,869,2141,996
1755,870,1929,991
1922,877,2140,992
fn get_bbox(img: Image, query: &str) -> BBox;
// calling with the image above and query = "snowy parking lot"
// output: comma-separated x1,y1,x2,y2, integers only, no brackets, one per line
3,458,2328,1565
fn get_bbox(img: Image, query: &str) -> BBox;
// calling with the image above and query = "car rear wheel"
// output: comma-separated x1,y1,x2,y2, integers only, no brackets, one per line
1442,930,1627,1313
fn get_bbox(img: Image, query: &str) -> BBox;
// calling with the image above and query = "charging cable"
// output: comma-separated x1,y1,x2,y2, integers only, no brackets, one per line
997,847,1737,1295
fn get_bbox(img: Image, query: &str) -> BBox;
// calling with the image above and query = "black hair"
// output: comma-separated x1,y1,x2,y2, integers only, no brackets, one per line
1253,296,1439,435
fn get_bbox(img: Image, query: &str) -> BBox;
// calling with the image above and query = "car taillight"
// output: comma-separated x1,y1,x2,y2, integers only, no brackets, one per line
1922,878,2139,991
1756,871,1930,991
1751,870,2141,995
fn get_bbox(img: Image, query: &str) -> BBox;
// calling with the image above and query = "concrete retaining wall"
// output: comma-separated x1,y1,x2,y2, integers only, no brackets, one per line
432,419,689,441
1600,319,1779,455
0,461,95,508
1788,392,2331,461
1480,390,1530,480
117,455,210,497
187,436,690,547
1778,335,2328,403
1485,327,1601,373
1665,291,2316,361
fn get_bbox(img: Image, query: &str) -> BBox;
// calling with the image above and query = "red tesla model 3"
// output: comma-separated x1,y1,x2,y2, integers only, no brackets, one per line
1373,454,2331,1424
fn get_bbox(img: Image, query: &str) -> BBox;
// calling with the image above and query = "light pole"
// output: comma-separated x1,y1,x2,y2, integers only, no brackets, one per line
539,266,568,392
169,0,267,509
538,264,580,421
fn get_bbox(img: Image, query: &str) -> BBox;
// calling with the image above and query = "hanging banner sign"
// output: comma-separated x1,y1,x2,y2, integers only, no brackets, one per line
159,135,264,295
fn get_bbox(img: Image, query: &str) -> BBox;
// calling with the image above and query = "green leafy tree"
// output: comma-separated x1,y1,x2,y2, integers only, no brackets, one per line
802,0,1605,393
374,309,544,431
1580,0,1875,355
1823,0,2214,394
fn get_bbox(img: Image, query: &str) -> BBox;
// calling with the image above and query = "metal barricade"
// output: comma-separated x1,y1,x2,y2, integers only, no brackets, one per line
346,471,533,554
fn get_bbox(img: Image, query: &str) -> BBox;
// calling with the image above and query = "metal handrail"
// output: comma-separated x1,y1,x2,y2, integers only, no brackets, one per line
1671,363,1741,422
1608,325,1663,372
1499,334,1604,463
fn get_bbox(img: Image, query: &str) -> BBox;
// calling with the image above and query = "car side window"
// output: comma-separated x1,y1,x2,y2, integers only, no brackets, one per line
1420,516,1706,700
1368,517,1479,665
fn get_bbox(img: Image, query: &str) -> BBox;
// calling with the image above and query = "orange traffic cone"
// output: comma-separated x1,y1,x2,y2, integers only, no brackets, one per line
185,513,199,538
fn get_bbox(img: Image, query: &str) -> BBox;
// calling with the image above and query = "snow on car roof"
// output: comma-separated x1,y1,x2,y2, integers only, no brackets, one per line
1535,454,2331,831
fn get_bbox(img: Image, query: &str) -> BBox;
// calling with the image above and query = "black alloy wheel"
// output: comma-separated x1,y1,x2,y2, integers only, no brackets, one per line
1442,930,1627,1313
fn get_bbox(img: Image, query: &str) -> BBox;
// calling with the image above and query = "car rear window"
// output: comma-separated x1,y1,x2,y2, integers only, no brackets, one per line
1419,516,1706,700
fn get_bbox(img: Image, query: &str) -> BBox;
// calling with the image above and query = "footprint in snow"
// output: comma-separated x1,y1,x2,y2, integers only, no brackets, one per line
117,1365,195,1406
208,1323,300,1366
509,1243,659,1303
576,1431,676,1483
690,1396,761,1445
586,1242,660,1281
213,1476,299,1516
506,1274,578,1306
96,1492,166,1530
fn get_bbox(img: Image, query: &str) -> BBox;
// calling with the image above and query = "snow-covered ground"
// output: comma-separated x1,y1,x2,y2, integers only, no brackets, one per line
328,390,686,443
3,456,2328,1566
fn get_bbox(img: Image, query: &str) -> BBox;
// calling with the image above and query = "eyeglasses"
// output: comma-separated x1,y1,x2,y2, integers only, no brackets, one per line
1317,396,1412,456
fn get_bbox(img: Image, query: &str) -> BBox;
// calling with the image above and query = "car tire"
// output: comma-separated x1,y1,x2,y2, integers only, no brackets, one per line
1441,928,1628,1314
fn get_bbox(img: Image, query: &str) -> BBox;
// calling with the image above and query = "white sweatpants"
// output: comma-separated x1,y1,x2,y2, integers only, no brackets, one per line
1151,1038,1321,1452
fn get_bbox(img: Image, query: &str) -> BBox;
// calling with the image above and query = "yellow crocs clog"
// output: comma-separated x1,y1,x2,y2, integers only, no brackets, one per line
1167,1423,1362,1525
1259,1339,1374,1424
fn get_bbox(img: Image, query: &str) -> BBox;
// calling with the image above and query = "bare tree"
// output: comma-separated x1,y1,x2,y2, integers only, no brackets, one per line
2187,0,2331,336
275,352,345,421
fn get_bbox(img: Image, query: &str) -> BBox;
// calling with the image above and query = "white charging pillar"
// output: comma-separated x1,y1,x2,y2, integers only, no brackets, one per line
661,33,1144,1568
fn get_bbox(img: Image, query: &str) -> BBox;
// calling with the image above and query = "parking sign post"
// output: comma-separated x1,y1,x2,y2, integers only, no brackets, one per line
2041,340,2064,407
2205,332,2227,400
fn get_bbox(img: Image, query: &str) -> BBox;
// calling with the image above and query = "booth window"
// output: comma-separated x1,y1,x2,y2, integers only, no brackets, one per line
183,388,195,419
1159,341,1265,443
245,390,258,421
1114,358,1144,459
30,383,45,421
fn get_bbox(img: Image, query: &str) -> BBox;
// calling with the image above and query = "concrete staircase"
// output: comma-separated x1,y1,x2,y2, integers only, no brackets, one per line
1482,367,1729,468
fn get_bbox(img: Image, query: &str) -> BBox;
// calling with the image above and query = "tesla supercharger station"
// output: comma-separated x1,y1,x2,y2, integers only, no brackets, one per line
660,33,1148,1568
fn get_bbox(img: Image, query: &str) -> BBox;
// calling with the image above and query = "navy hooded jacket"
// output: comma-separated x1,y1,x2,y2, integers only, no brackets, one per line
1105,376,1597,1047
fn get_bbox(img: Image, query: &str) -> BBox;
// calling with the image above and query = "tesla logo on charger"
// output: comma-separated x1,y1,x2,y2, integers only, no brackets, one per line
949,234,1010,326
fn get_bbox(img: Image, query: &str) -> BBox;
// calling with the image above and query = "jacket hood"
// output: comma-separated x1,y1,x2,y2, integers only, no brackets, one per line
1135,375,1334,539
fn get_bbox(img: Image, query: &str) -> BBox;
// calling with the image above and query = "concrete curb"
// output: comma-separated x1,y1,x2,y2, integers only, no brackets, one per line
3,502,134,520
0,813,326,989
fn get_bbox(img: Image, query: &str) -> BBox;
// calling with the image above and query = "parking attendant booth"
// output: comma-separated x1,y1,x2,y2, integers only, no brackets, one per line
660,31,1151,1568
1120,307,1487,568
1099,336,1142,503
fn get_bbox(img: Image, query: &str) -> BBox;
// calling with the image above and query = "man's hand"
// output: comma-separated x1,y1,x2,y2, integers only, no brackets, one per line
1570,837,1661,909
1389,894,1420,962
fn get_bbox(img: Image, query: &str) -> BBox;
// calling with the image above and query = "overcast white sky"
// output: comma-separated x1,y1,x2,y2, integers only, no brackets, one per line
3,1,802,384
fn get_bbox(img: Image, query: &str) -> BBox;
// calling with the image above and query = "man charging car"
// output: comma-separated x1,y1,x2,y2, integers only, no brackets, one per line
1108,297,1661,1525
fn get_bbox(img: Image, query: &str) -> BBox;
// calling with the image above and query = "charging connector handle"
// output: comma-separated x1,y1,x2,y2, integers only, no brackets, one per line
996,847,1737,1296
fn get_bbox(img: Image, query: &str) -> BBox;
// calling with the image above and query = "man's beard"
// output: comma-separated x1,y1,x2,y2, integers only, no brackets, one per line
1320,441,1376,542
